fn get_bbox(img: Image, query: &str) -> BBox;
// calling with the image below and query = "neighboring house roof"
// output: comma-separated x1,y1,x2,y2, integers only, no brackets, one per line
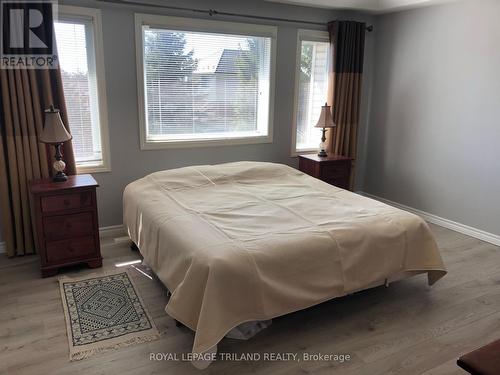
215,49,252,74
194,50,223,74
194,49,252,75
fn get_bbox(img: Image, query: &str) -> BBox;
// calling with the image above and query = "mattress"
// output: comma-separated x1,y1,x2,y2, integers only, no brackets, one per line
123,161,446,356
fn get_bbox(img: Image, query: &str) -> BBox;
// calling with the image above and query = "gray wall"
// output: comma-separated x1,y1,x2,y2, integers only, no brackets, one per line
364,0,500,236
56,0,376,228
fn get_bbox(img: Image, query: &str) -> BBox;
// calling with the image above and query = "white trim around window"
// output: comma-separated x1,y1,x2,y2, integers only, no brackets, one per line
291,29,330,157
57,5,111,173
134,13,277,150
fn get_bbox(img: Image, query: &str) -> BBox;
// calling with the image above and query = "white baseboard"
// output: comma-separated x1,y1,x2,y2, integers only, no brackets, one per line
358,192,500,247
0,242,5,254
99,224,127,239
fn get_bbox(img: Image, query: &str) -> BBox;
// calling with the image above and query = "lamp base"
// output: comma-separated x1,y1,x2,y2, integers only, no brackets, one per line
53,171,68,182
51,143,68,182
317,127,329,157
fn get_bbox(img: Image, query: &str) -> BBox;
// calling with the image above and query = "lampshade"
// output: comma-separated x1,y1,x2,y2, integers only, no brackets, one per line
314,103,336,128
39,106,73,144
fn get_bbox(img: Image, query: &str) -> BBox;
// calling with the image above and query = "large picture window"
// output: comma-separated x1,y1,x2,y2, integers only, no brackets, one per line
135,14,276,149
55,6,110,172
292,30,330,154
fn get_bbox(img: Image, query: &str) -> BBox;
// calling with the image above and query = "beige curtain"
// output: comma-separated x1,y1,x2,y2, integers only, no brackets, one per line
327,21,366,189
0,5,76,257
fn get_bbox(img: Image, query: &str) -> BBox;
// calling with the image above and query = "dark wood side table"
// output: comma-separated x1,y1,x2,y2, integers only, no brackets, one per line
457,338,500,375
298,154,353,190
30,174,102,277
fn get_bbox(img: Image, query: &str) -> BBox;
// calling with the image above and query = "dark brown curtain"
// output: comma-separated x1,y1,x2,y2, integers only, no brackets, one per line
0,4,76,257
327,21,366,189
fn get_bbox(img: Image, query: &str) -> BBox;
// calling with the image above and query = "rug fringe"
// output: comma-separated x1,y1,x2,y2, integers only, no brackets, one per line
71,333,161,361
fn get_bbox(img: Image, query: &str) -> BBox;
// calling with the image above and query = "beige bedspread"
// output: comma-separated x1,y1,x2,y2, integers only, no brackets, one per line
123,162,446,355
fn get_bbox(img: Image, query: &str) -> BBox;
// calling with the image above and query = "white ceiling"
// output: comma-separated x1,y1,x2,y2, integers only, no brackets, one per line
265,0,461,13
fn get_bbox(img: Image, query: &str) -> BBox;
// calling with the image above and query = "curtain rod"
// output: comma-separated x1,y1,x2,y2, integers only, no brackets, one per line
95,0,374,31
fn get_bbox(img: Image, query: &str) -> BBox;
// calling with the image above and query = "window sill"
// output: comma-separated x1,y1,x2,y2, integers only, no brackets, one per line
141,134,273,150
291,148,318,157
76,164,111,174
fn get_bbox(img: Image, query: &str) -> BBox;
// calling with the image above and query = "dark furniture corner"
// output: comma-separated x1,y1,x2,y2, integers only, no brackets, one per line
457,339,500,375
30,174,102,278
298,154,353,190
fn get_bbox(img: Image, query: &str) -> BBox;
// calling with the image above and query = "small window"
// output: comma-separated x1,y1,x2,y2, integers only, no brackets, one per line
292,30,330,155
135,14,276,149
54,6,110,172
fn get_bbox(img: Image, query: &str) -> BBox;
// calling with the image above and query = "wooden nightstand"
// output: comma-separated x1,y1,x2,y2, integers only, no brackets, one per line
30,174,102,277
298,154,353,190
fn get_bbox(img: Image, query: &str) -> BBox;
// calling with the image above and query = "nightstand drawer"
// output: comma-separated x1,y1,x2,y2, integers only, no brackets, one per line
320,162,351,180
41,192,92,213
298,154,353,191
43,212,94,241
323,176,350,189
46,236,96,263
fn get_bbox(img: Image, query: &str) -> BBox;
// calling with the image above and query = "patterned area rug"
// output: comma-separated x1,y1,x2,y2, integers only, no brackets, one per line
59,271,159,360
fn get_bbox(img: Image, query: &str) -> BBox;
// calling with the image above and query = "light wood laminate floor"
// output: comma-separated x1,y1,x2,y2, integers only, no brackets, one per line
1,223,499,375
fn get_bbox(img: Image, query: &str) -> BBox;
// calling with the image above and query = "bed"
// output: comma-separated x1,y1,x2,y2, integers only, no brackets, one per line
123,161,446,361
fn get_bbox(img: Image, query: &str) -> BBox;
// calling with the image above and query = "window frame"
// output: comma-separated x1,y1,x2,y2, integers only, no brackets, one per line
57,5,111,173
134,13,277,150
291,29,330,157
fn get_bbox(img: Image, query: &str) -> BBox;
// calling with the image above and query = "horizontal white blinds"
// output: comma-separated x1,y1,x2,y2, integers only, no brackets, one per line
143,27,271,140
296,40,329,151
54,20,102,165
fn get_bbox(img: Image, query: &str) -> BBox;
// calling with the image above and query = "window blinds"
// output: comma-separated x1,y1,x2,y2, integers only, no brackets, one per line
142,27,271,141
54,20,102,165
296,40,329,151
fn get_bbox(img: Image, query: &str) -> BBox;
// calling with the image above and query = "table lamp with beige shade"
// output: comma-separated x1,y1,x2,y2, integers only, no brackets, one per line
39,105,73,182
314,102,336,157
